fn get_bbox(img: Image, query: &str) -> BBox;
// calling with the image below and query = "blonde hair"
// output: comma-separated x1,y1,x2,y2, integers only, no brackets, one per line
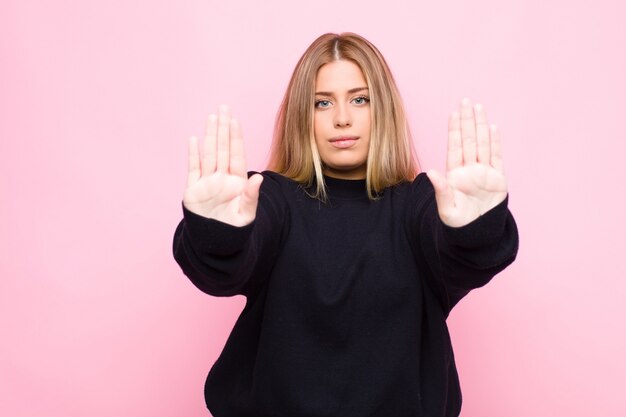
268,32,419,200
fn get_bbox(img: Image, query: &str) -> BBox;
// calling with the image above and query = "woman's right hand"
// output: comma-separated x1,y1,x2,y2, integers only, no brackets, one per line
183,105,263,227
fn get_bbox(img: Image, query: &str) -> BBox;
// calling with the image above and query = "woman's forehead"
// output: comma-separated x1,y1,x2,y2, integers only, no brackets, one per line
315,60,367,93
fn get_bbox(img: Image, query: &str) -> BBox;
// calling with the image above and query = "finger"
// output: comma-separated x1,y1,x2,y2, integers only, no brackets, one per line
229,118,247,177
187,136,201,186
474,103,490,164
447,111,462,171
216,104,231,172
202,114,218,175
426,169,455,222
460,98,477,165
490,124,505,174
239,173,264,221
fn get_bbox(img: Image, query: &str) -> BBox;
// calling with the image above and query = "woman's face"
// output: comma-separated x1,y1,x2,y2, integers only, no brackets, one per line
313,60,371,180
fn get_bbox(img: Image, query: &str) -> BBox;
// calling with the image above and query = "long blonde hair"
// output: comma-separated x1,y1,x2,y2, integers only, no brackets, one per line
268,32,419,200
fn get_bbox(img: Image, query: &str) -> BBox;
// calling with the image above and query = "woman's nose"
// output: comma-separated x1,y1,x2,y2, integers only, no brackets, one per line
334,104,352,128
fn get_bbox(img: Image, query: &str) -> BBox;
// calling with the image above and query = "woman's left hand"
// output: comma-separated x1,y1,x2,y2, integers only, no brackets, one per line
426,98,508,228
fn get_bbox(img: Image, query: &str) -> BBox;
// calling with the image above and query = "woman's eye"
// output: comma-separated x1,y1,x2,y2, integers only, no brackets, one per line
315,100,331,109
352,96,370,105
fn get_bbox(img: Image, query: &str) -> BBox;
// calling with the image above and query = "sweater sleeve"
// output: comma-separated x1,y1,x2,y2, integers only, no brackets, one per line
172,171,288,298
407,173,519,315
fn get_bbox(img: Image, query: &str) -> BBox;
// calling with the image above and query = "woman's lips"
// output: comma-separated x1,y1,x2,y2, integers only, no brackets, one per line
329,136,359,149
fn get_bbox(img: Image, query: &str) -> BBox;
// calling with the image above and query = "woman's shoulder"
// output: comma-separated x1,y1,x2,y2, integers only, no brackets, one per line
251,170,293,182
410,172,432,188
382,172,437,221
386,172,433,195
248,170,308,203
249,170,302,189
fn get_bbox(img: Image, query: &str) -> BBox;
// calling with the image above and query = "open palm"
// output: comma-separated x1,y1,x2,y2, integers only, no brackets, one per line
426,99,508,228
183,105,263,227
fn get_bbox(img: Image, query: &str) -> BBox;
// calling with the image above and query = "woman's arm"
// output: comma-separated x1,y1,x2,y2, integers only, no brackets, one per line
413,180,518,314
173,173,287,297
172,106,286,297
412,99,519,314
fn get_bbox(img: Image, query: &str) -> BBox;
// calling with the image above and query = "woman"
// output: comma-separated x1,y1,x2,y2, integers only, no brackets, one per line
173,32,518,417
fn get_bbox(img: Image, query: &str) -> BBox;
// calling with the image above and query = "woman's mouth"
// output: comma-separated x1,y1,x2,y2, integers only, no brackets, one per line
329,136,359,149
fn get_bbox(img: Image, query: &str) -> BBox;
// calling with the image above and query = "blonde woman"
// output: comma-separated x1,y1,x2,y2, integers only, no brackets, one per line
173,33,518,417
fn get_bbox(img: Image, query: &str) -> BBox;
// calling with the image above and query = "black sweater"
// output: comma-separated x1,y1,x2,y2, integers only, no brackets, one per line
172,171,519,417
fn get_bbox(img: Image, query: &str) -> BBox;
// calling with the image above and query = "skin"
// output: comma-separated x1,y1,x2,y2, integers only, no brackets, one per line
313,60,371,179
425,99,508,227
183,105,263,227
182,98,508,228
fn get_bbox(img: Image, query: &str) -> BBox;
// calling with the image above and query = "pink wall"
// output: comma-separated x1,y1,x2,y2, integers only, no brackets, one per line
2,0,625,415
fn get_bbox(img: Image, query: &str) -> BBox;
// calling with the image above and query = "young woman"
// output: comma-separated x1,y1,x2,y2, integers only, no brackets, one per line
173,33,518,417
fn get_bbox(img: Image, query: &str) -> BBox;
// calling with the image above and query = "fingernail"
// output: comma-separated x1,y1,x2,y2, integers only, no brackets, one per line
474,103,482,112
461,97,471,105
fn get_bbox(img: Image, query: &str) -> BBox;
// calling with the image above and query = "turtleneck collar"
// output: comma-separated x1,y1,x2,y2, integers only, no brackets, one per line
322,175,369,200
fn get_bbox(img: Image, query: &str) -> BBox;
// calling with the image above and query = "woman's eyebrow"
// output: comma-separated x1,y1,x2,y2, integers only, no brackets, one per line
315,87,369,96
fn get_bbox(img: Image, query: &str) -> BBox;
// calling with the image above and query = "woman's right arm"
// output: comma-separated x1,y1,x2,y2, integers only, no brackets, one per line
172,106,285,297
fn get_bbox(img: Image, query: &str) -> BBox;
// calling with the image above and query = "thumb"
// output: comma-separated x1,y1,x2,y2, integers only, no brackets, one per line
426,170,455,220
239,174,263,220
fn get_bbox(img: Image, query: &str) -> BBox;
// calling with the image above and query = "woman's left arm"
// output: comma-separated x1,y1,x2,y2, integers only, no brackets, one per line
415,98,519,314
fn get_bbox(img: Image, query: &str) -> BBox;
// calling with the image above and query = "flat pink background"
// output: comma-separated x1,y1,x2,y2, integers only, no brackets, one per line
2,0,625,416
